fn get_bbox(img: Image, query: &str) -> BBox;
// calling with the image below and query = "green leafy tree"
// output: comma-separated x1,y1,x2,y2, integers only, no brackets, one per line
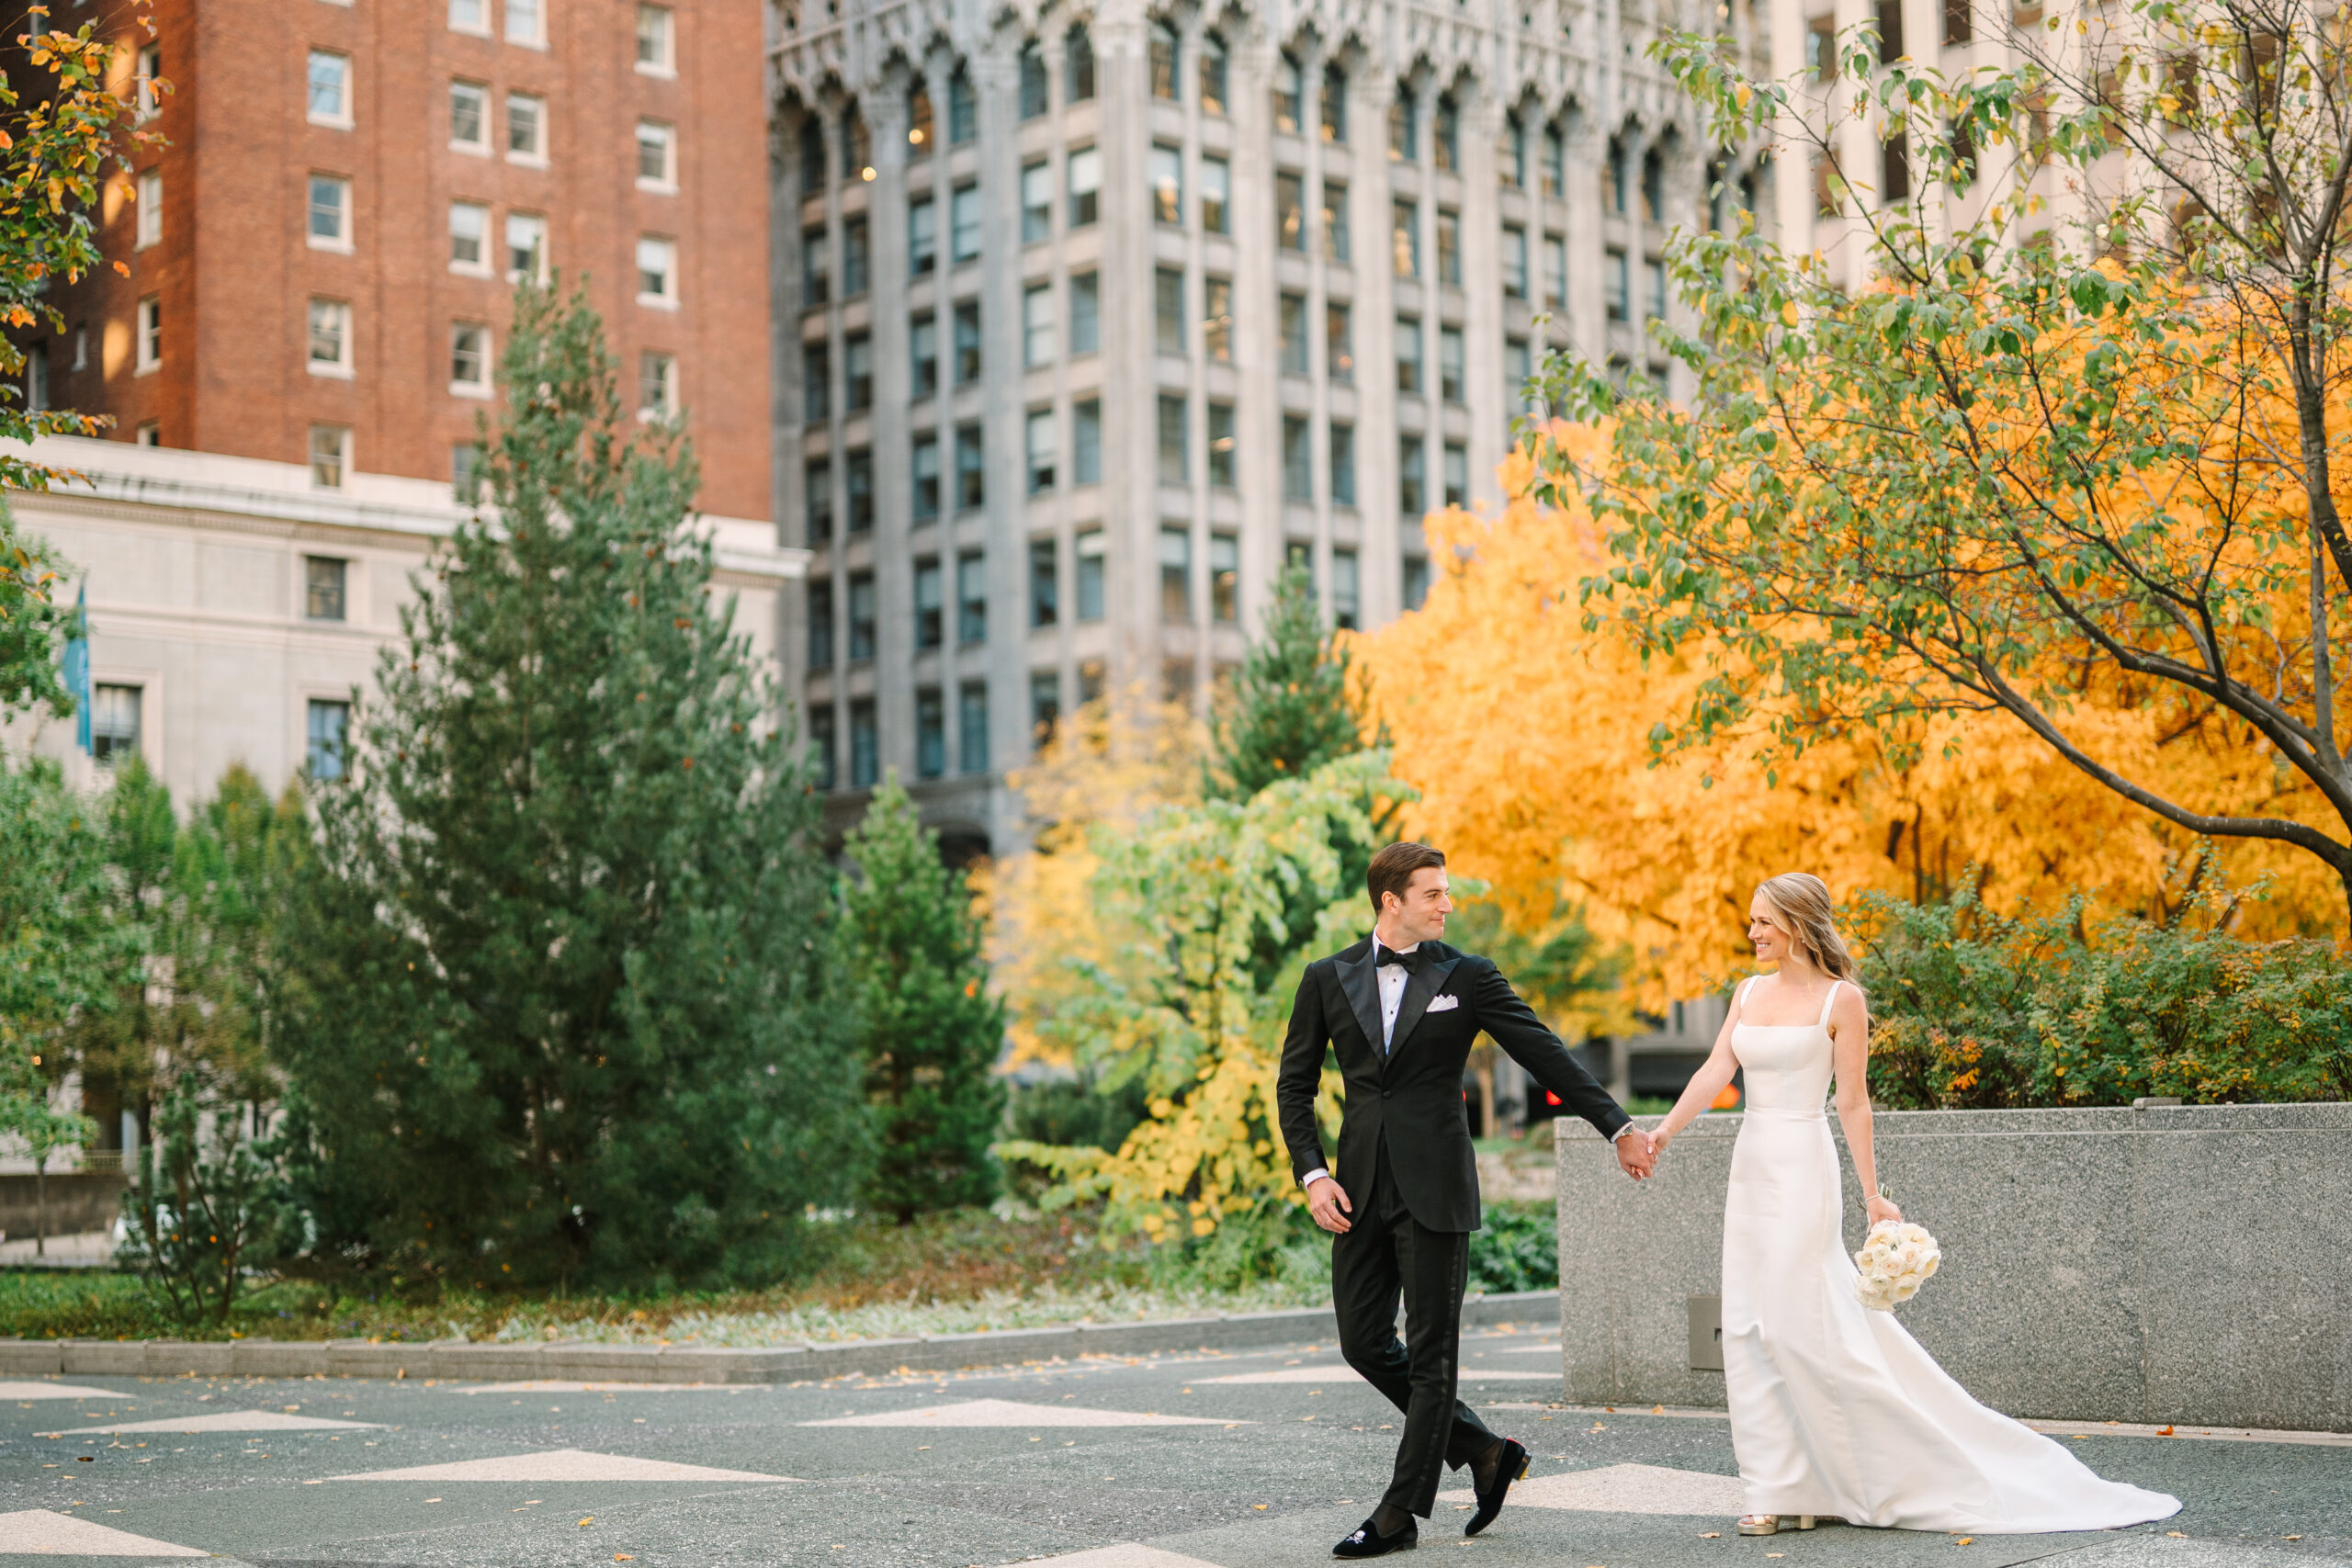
838,773,1006,1224
0,754,119,1236
1542,3,2352,926
1207,565,1365,802
116,1082,297,1326
273,282,861,1287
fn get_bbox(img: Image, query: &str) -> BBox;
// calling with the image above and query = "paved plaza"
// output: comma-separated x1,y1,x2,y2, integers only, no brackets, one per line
0,1325,2343,1566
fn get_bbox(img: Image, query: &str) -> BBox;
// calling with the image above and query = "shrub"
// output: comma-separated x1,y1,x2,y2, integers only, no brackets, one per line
1466,1201,1558,1293
1855,888,2352,1111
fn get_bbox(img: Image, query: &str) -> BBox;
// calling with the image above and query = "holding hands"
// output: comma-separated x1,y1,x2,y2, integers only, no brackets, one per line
1615,1126,1658,1180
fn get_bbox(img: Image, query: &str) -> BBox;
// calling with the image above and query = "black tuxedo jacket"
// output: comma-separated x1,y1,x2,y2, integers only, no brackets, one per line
1275,935,1631,1233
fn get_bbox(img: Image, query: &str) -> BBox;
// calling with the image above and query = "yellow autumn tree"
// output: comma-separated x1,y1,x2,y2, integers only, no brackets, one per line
1354,432,2340,1004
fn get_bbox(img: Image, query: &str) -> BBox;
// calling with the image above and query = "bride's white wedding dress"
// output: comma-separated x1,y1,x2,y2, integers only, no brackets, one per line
1721,976,2182,1533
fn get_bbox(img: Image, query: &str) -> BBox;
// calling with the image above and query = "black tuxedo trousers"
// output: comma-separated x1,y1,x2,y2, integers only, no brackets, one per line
1338,1135,1500,1517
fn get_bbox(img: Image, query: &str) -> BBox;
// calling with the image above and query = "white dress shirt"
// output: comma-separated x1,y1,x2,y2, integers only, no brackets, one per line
1300,935,1639,1192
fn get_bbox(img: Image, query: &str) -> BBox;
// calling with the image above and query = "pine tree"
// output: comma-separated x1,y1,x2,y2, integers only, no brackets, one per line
837,773,1005,1224
1207,564,1365,802
273,282,863,1286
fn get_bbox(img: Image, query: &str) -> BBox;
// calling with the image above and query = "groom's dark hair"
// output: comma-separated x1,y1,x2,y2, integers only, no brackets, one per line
1367,841,1447,912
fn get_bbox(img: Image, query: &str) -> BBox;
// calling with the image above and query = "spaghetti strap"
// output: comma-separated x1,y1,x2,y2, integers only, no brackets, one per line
1815,979,1842,1028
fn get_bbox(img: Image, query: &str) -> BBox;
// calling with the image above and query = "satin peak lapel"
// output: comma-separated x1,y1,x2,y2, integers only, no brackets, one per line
1337,949,1385,1059
1389,955,1462,1056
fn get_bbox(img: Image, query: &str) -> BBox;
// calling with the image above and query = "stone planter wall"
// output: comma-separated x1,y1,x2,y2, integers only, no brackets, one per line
0,1172,129,1241
1554,1101,2352,1432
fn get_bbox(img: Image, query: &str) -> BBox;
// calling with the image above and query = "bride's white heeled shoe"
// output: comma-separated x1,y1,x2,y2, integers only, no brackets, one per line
1736,1515,1818,1536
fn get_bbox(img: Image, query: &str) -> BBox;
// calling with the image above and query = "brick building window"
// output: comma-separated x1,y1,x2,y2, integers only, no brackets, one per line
506,94,546,162
135,44,161,122
136,295,161,373
506,212,548,282
635,119,675,188
635,6,674,73
307,299,352,376
450,0,488,33
506,0,545,46
636,235,677,304
639,352,677,420
450,81,487,149
136,172,162,250
308,175,350,249
453,443,484,501
307,51,350,127
309,425,350,489
449,202,489,271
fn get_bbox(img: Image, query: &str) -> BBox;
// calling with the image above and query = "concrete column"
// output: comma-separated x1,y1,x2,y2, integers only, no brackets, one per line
1230,33,1283,652
1460,89,1506,513
1565,111,1609,364
866,84,914,779
1353,69,1403,624
1091,0,1158,702
970,37,1029,772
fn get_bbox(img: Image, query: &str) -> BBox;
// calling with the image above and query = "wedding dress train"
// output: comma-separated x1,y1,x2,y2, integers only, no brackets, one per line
1720,977,2181,1533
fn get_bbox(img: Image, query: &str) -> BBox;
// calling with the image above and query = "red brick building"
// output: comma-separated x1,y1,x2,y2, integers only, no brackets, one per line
15,0,771,523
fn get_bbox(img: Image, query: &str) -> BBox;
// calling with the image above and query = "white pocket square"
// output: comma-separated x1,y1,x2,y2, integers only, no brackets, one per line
1424,994,1461,1012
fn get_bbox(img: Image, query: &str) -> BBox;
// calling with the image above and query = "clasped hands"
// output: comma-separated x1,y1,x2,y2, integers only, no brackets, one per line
1306,1125,1661,1233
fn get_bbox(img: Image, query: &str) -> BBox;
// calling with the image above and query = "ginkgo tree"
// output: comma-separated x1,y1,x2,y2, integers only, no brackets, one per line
1538,0,2352,927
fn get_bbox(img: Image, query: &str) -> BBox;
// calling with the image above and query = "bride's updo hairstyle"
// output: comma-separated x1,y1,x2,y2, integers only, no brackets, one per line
1757,872,1860,984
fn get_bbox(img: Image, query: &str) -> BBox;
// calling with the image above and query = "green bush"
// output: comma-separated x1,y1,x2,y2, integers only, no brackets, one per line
1467,1201,1558,1293
1855,888,2352,1110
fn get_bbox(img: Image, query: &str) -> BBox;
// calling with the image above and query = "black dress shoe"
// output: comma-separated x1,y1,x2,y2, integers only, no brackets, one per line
1332,1513,1418,1558
1464,1438,1531,1537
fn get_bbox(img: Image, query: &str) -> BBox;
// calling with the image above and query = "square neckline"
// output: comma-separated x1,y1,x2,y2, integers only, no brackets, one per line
1736,975,1843,1031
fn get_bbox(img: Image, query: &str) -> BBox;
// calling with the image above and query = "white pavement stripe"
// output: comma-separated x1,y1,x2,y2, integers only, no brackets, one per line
1436,1462,1744,1517
1498,1346,1564,1355
50,1410,381,1435
330,1448,796,1482
1013,1548,1229,1568
0,1382,128,1401
458,1381,765,1394
1198,1367,1559,1384
0,1508,209,1557
802,1399,1242,1427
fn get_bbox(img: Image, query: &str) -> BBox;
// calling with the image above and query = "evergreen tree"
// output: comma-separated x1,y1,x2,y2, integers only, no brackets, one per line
1207,565,1365,802
837,773,1005,1224
273,282,862,1286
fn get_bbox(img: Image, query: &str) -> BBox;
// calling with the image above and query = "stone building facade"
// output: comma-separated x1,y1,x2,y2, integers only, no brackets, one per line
771,0,1772,857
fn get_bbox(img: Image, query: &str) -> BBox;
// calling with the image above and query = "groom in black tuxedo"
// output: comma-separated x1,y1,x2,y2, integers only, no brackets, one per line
1276,841,1656,1558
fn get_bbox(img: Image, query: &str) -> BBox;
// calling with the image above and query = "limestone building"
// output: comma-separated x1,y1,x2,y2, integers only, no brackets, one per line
771,0,1774,858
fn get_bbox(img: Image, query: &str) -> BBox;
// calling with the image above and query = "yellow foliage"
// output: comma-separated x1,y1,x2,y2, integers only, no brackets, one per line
1353,448,2342,1004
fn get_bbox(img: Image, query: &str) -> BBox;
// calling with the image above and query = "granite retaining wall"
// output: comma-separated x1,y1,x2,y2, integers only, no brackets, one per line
1554,1101,2352,1431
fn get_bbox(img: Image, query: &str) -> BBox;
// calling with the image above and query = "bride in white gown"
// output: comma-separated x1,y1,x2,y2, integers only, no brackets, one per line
1648,872,2181,1537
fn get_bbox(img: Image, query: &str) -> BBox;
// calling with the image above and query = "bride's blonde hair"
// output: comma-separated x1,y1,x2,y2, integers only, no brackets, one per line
1757,872,1860,984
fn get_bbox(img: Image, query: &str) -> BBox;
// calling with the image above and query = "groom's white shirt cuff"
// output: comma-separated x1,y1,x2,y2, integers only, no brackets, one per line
1302,1120,1641,1189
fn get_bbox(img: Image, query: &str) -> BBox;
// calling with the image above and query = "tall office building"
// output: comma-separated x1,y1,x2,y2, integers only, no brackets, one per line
772,0,1772,858
1,1,798,807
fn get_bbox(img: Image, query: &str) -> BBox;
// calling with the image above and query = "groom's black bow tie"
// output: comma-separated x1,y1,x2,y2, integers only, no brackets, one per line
1375,945,1424,972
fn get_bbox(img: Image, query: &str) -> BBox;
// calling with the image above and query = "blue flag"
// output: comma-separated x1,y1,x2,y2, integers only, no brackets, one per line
61,582,88,752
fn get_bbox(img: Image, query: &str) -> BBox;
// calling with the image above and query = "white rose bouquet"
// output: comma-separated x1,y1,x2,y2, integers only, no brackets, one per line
1853,1219,1940,1312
